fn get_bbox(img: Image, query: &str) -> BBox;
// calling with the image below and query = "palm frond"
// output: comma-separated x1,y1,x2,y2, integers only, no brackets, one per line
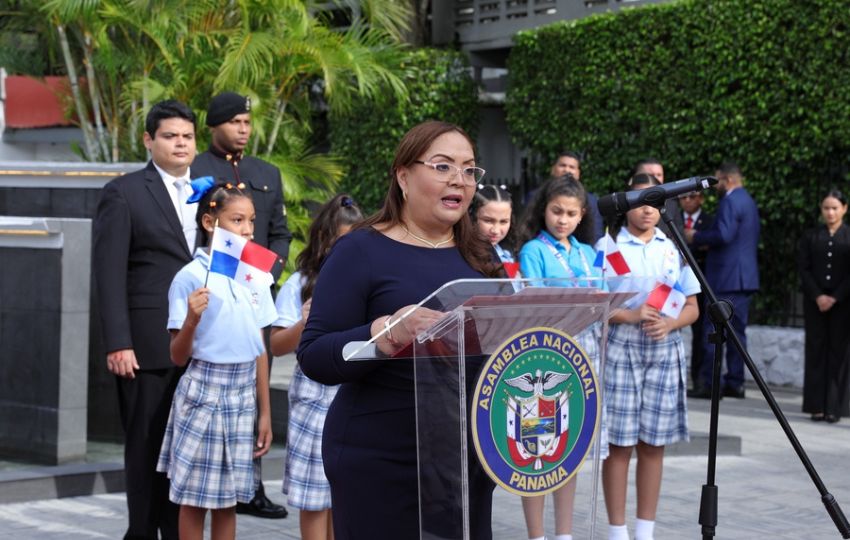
215,29,279,90
40,0,100,23
354,0,412,42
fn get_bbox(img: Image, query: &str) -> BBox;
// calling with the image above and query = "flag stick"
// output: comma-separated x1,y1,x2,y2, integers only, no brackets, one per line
204,218,218,287
602,226,609,278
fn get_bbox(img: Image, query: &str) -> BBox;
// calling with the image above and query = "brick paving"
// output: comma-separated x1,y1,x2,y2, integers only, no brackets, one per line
2,385,848,538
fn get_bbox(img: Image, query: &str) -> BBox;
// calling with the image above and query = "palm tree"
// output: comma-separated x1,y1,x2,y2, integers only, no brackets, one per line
33,0,409,275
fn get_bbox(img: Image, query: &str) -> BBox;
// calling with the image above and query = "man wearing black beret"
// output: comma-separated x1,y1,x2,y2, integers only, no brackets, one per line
193,92,292,280
192,91,292,519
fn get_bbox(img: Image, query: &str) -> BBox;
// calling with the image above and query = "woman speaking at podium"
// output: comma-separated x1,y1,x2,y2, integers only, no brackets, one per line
298,121,504,539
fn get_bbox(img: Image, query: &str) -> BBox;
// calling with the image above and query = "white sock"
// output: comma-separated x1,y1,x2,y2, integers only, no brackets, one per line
634,518,655,540
529,537,545,540
608,523,629,540
554,535,573,540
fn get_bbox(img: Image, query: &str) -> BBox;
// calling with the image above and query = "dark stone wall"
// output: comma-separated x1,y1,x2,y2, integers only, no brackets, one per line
0,184,123,443
0,187,101,218
0,248,63,461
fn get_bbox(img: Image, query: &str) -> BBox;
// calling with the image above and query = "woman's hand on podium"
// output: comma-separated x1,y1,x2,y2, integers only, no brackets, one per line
371,305,446,355
390,305,445,346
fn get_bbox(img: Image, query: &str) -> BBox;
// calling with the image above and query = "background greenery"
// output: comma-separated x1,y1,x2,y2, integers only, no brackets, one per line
329,48,479,213
0,0,412,276
505,0,850,324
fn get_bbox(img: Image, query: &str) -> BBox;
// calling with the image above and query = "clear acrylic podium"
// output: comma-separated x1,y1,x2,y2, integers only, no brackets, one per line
344,277,641,539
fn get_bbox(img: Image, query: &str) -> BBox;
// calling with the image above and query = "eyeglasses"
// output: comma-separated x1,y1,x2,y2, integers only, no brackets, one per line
413,160,486,186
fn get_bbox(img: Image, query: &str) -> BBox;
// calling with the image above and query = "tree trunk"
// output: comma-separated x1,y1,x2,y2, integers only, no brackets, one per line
130,99,139,154
265,98,287,156
83,31,111,162
56,24,99,161
402,0,429,45
112,122,119,162
142,67,150,161
251,136,260,156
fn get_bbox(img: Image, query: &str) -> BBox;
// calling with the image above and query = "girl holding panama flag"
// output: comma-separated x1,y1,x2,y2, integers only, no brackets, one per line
157,179,279,540
598,173,700,540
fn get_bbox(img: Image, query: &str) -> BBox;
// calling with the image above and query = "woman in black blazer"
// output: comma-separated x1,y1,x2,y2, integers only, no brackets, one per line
798,188,850,423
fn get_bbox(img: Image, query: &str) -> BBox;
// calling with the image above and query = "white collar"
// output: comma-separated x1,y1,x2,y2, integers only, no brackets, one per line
617,225,667,245
684,208,702,221
153,162,190,185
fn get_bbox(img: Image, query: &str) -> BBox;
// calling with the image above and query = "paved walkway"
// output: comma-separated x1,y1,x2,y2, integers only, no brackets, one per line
1,385,848,539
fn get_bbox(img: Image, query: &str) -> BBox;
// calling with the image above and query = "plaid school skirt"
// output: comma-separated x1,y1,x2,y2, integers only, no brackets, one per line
282,364,338,510
604,323,689,447
156,359,257,509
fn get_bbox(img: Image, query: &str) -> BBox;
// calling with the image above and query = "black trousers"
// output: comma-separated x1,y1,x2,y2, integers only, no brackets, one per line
690,291,707,387
699,292,751,389
802,299,850,418
117,368,182,540
250,329,274,498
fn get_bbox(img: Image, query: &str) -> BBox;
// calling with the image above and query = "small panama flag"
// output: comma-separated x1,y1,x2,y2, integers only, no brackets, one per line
646,278,687,318
593,232,631,275
503,261,520,278
209,226,278,290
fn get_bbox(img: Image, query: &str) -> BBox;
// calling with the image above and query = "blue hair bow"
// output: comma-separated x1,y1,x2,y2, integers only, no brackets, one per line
187,176,216,204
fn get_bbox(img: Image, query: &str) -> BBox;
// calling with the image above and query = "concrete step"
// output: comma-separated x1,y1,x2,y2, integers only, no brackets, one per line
0,430,740,505
0,354,298,505
0,446,287,505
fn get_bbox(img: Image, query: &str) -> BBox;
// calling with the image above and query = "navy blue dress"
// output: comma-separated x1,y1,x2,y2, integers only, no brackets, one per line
298,228,495,539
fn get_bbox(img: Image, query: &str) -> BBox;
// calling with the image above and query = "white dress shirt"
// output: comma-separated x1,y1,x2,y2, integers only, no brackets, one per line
683,208,702,228
153,162,198,250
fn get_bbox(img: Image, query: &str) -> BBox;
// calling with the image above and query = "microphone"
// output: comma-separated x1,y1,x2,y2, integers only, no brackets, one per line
597,176,718,217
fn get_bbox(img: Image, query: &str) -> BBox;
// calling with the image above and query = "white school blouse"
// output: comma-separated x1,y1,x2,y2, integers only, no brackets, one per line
168,248,276,364
273,271,304,328
598,227,700,309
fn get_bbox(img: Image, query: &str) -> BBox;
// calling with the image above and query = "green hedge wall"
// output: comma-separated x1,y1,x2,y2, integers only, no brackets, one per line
506,0,850,324
330,48,479,213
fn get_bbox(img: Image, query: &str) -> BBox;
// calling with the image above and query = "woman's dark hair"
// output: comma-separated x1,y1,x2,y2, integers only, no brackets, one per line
517,174,595,247
195,182,253,247
298,194,363,302
609,173,662,239
822,187,847,207
357,120,504,277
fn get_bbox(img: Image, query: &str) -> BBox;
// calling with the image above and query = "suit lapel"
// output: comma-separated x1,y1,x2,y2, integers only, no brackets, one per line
144,163,192,258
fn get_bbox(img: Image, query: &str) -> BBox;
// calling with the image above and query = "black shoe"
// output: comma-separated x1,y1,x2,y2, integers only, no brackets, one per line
721,385,746,399
825,415,840,424
687,386,716,400
811,413,825,422
235,492,288,519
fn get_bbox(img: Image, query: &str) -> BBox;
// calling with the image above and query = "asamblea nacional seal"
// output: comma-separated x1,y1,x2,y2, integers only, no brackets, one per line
471,327,600,496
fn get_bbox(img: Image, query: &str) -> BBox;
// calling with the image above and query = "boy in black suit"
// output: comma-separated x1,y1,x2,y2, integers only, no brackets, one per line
93,100,198,540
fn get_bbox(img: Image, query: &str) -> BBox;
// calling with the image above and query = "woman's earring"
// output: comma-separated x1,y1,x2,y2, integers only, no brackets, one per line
402,191,408,201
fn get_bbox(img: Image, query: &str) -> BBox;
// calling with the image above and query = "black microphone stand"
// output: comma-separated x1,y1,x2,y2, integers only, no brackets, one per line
654,204,850,539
